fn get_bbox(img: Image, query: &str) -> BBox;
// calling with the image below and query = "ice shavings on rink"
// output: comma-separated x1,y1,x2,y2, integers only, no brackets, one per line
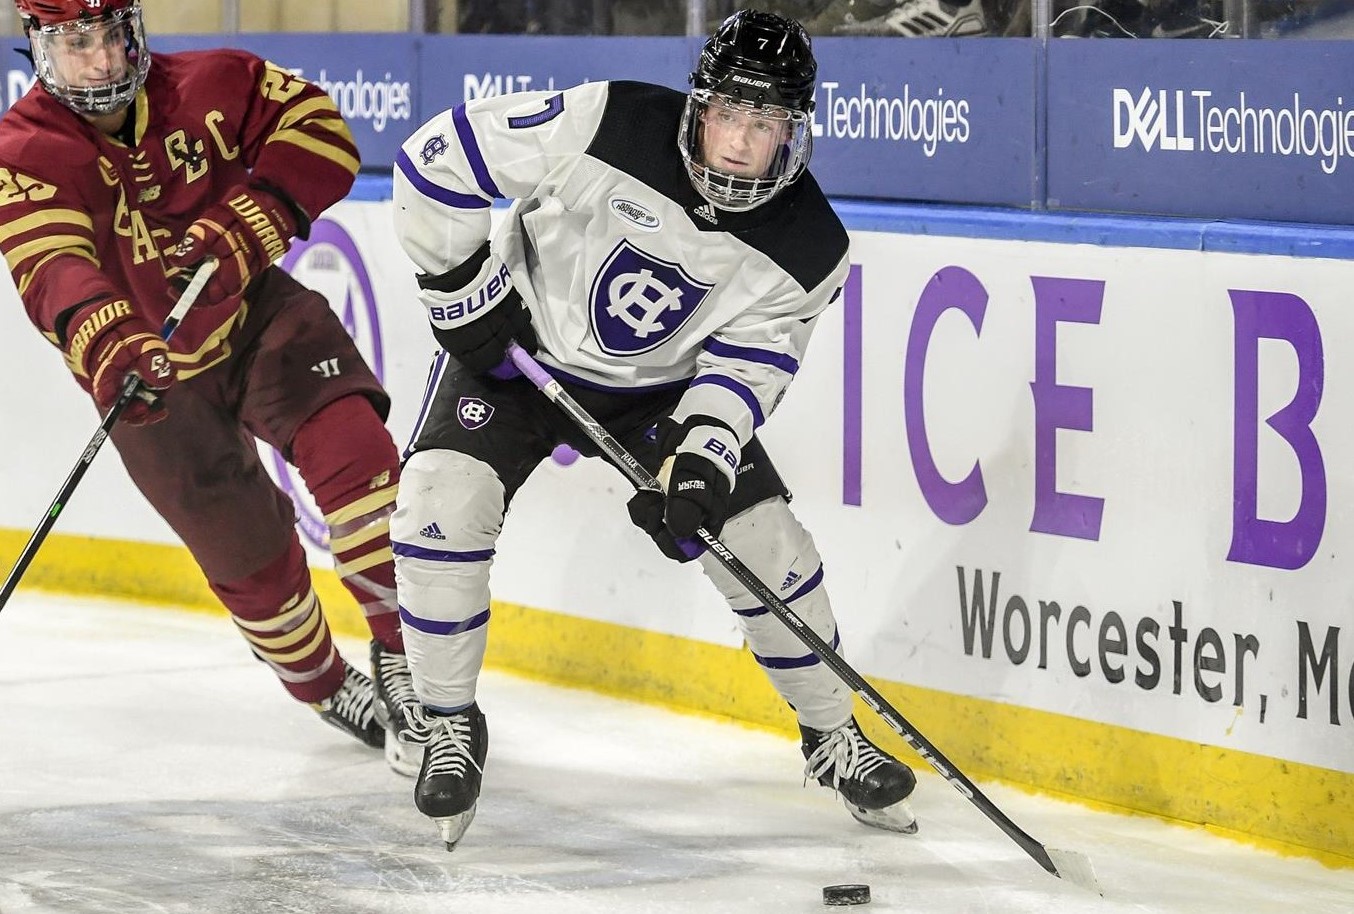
0,592,1349,914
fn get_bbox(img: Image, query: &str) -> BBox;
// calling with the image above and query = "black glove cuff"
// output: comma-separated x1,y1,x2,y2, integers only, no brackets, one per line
430,289,536,375
417,240,493,293
249,177,311,240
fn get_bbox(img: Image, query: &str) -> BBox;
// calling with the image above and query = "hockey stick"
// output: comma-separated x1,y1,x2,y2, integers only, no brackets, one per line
506,342,1102,895
0,258,219,613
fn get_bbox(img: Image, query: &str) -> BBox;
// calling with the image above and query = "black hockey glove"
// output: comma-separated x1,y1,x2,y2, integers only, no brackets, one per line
418,240,537,377
627,489,703,563
627,415,739,562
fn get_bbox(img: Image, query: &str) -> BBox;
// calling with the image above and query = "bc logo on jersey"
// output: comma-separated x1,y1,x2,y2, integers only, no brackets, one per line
589,241,713,356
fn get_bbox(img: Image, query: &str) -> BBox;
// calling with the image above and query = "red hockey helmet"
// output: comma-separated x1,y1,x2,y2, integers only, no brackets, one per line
15,0,149,116
15,0,136,29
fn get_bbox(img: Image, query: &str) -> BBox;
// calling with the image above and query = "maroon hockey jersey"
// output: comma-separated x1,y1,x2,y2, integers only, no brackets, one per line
0,49,360,381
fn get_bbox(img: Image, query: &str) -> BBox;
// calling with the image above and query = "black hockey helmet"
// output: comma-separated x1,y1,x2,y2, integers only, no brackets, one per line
679,10,817,212
690,9,817,115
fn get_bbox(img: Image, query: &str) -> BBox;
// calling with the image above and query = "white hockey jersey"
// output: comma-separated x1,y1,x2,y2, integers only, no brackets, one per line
393,80,850,446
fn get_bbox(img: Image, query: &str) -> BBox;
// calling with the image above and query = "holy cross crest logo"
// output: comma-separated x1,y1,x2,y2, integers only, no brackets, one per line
421,134,449,165
589,241,713,356
457,397,495,430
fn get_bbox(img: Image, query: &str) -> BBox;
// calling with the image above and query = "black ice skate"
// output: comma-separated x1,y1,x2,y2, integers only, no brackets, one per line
312,663,385,748
407,702,488,851
801,717,918,834
370,641,424,777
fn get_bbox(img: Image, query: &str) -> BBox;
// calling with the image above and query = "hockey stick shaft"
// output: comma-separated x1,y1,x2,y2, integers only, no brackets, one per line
0,258,218,613
507,342,1100,894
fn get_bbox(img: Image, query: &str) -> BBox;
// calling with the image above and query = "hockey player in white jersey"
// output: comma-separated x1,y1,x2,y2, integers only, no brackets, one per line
390,9,917,850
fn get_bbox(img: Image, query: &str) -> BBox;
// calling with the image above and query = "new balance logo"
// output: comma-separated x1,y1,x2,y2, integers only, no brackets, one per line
781,570,802,591
694,203,718,225
420,522,446,540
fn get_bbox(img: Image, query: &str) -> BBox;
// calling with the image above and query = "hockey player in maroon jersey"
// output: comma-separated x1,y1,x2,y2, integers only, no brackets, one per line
0,0,420,772
390,9,917,848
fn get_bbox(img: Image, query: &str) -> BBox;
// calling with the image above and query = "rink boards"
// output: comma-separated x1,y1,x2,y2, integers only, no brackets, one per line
0,198,1350,865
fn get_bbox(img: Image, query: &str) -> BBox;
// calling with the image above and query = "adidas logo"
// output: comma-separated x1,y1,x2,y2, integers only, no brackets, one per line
420,522,446,540
694,203,718,225
781,570,802,591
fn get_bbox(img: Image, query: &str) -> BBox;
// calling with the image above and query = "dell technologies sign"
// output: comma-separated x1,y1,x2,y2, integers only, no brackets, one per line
1048,41,1354,225
1113,86,1354,176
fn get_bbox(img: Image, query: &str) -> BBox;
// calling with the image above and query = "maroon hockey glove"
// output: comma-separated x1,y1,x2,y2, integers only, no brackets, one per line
63,296,174,425
418,240,538,376
167,182,301,306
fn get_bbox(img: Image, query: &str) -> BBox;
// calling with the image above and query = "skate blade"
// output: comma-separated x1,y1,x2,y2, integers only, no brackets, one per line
847,798,919,835
385,733,425,779
314,708,385,750
433,804,478,852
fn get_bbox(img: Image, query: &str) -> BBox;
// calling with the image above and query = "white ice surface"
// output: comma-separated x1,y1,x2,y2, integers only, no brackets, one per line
0,593,1349,914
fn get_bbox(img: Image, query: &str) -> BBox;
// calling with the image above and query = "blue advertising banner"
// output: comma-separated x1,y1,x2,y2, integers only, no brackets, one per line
416,34,697,106
1047,40,1354,225
417,35,1038,208
0,32,1033,208
19,31,1354,223
154,33,420,174
811,38,1037,206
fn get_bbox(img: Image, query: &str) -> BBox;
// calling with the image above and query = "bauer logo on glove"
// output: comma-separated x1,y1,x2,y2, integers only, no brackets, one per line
426,261,514,327
418,240,537,376
702,435,739,470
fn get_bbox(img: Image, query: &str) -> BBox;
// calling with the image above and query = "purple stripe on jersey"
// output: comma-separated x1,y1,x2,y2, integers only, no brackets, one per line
544,362,693,395
402,351,449,461
452,104,503,200
395,148,490,209
752,628,840,670
703,338,800,375
392,541,495,563
731,565,824,618
398,606,491,637
689,374,765,428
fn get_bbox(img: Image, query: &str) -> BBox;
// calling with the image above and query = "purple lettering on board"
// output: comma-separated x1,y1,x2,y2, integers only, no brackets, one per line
1029,276,1104,541
1227,289,1325,571
905,266,987,525
843,264,863,507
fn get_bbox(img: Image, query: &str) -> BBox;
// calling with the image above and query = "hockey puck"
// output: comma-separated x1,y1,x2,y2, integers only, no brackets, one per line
822,883,871,906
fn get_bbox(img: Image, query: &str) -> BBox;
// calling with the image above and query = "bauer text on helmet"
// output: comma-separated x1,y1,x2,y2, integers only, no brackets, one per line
678,9,817,213
16,0,150,117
